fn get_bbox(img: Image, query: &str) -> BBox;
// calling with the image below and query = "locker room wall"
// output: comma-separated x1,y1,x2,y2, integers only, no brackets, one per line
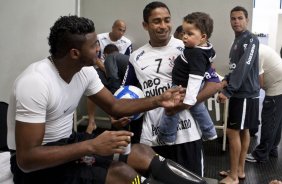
81,0,253,77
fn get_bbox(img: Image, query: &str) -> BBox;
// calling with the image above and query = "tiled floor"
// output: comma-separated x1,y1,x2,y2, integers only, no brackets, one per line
78,121,282,184
203,135,282,184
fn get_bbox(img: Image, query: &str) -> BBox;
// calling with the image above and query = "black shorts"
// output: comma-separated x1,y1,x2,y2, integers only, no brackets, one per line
10,132,127,184
227,97,259,130
152,139,203,176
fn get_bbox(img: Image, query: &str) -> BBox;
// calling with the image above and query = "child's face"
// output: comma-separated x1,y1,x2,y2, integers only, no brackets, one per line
182,22,206,48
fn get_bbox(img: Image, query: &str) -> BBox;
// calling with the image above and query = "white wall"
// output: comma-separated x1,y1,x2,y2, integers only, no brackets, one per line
0,0,76,103
0,0,254,103
252,0,280,50
80,0,253,77
276,14,282,54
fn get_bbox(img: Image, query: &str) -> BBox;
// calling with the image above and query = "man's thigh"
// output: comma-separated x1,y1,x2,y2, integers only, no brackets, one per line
228,97,259,130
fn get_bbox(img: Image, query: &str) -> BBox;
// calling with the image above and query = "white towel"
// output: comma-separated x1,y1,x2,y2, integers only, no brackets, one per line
0,152,13,184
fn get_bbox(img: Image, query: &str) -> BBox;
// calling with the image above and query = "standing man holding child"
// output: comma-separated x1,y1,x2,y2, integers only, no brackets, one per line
123,1,221,176
158,11,219,145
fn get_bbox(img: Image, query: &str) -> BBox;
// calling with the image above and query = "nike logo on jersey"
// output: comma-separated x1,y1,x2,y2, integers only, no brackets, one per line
141,66,149,70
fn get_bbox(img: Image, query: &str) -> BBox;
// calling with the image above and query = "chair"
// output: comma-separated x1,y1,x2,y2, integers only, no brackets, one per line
207,94,228,151
214,100,228,151
207,93,221,121
0,102,8,152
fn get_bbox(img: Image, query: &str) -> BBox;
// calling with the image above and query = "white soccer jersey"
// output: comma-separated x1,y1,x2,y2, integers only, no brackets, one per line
128,37,201,146
98,32,132,58
7,58,104,150
259,44,282,96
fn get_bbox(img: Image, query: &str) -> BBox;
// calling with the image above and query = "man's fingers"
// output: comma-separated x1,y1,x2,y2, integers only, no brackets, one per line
113,134,132,143
112,147,125,154
216,97,226,103
168,86,180,92
112,130,134,137
115,140,130,148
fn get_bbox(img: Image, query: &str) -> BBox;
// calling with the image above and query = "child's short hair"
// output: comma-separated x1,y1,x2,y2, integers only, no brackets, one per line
104,44,119,55
183,12,213,39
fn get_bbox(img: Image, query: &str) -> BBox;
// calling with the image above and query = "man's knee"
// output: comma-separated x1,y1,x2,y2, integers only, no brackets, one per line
131,143,155,157
106,161,138,184
130,144,155,163
226,128,240,138
127,144,155,174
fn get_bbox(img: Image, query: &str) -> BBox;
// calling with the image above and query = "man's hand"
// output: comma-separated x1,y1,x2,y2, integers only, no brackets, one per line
217,92,228,103
269,180,282,184
110,117,131,129
220,80,228,89
158,86,185,108
95,59,106,73
89,130,133,155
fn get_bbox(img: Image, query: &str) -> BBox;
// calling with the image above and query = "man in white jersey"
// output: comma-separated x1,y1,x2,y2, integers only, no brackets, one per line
86,19,133,134
98,19,132,58
123,1,221,176
7,15,208,184
95,19,132,74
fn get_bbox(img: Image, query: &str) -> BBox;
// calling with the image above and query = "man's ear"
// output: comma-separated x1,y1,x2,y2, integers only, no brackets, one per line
143,21,148,31
70,48,80,59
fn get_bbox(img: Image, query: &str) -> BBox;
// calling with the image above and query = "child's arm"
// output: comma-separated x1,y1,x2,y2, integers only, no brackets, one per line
183,74,204,106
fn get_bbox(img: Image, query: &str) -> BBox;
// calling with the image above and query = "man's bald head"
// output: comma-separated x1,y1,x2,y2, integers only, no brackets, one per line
113,20,126,28
110,19,127,41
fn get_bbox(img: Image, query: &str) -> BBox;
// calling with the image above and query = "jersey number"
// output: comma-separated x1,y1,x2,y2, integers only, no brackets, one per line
155,58,162,73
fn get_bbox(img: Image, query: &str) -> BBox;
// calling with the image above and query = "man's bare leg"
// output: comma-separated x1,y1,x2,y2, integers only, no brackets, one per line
86,98,97,134
220,128,240,184
238,129,250,179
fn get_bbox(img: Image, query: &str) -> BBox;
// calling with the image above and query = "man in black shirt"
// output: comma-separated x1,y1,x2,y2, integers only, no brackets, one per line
103,44,129,94
217,6,260,184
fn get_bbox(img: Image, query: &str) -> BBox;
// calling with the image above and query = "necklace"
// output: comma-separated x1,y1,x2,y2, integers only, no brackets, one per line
48,56,60,75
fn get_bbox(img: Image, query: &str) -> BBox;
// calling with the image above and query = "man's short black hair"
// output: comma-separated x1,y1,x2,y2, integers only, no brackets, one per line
143,1,170,23
231,6,248,19
48,15,95,58
175,25,183,34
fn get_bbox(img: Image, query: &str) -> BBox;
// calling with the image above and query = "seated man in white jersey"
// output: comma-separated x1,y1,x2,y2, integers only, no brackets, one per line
122,1,221,176
86,19,133,134
7,15,209,184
